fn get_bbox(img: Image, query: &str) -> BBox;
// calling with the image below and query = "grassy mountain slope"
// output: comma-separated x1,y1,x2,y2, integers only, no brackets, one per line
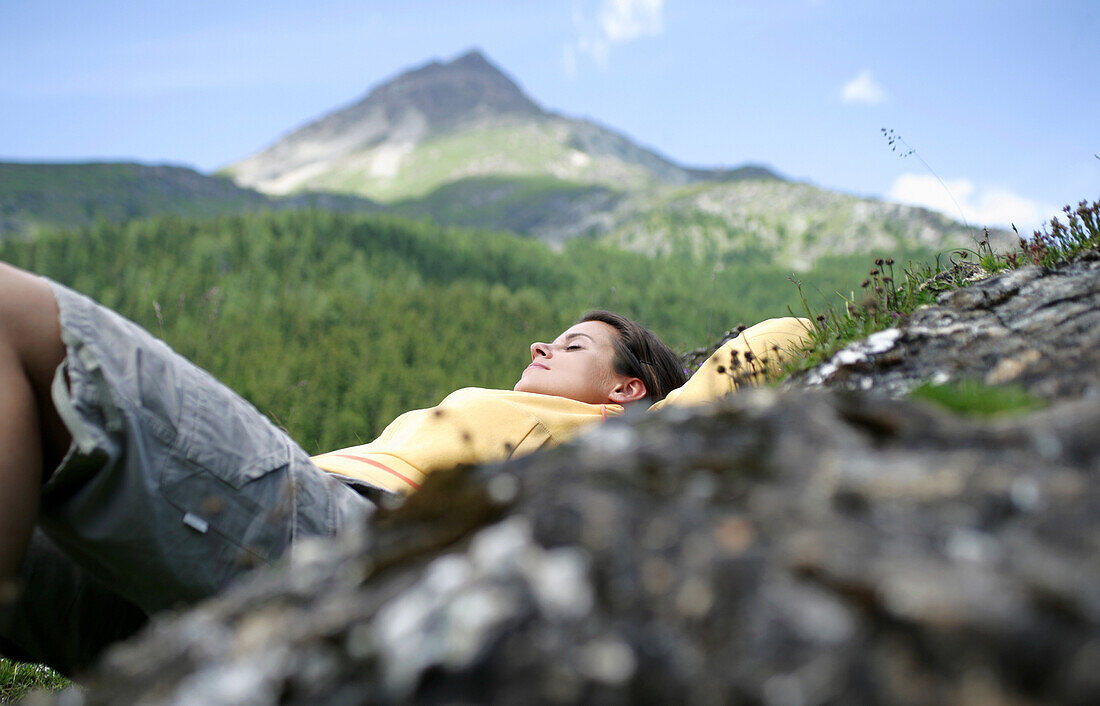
390,175,622,243
278,118,680,202
394,174,998,265
0,162,381,238
224,106,729,203
601,178,994,270
0,162,269,236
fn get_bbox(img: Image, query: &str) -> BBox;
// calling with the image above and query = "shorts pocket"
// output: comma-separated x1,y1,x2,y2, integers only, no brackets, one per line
159,448,294,567
158,369,298,565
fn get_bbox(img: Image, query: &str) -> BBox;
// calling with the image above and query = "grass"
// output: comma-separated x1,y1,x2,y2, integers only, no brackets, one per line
994,198,1100,271
909,380,1045,417
779,195,1100,405
0,658,69,703
784,253,950,372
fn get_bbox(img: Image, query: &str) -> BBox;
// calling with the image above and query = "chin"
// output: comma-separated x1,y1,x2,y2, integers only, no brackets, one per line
514,382,556,398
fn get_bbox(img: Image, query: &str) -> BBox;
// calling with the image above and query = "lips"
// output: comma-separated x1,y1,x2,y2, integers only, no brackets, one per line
525,362,549,373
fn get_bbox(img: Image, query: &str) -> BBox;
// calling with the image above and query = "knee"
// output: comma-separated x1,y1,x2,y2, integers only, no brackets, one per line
0,262,65,386
0,262,45,330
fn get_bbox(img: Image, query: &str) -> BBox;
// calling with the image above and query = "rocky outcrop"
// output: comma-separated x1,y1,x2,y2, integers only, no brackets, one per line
802,251,1100,399
26,255,1100,705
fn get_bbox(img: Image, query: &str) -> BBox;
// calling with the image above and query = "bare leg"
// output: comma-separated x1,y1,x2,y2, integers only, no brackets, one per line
0,262,69,583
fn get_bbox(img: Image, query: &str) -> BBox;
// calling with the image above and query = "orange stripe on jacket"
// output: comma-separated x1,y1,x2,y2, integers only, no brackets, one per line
330,454,421,490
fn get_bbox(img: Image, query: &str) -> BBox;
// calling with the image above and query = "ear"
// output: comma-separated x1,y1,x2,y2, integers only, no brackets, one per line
608,377,647,404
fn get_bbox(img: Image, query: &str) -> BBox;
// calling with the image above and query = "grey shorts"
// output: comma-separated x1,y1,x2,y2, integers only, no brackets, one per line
33,280,374,614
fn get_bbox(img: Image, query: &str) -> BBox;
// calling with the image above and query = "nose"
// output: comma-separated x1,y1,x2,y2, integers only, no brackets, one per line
531,341,550,360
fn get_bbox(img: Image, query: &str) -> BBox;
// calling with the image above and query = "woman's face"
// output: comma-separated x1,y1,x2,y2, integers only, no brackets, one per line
514,321,643,404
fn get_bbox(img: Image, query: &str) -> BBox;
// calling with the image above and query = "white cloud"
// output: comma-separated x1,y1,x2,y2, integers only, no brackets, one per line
889,173,1058,233
566,0,664,71
601,0,664,41
841,70,885,105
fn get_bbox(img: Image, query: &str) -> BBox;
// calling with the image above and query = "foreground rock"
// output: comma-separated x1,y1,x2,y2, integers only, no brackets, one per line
29,256,1100,706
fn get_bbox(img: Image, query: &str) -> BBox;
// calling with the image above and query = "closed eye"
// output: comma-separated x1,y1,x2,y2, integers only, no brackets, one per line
565,345,582,351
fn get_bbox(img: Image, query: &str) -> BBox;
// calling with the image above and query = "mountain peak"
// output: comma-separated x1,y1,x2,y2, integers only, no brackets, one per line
448,48,497,71
224,50,781,201
353,48,543,132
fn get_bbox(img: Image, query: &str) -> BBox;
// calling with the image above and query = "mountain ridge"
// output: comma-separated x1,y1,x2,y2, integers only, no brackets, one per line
2,49,1004,266
1,160,1002,270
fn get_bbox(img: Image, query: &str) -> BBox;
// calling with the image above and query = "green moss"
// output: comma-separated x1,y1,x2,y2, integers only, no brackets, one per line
910,379,1045,417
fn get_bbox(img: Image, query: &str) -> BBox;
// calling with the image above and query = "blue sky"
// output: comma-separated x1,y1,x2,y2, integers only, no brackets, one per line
1,0,1096,233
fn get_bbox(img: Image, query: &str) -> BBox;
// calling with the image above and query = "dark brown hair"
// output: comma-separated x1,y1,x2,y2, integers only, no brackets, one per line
578,310,687,404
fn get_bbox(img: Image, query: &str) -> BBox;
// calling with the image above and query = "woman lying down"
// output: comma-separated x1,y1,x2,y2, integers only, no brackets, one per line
0,261,810,674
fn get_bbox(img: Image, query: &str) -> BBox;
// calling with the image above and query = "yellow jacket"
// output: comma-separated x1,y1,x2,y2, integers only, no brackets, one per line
311,317,811,494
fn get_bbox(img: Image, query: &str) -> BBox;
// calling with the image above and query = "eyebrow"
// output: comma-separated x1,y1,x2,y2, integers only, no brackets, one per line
562,332,595,343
